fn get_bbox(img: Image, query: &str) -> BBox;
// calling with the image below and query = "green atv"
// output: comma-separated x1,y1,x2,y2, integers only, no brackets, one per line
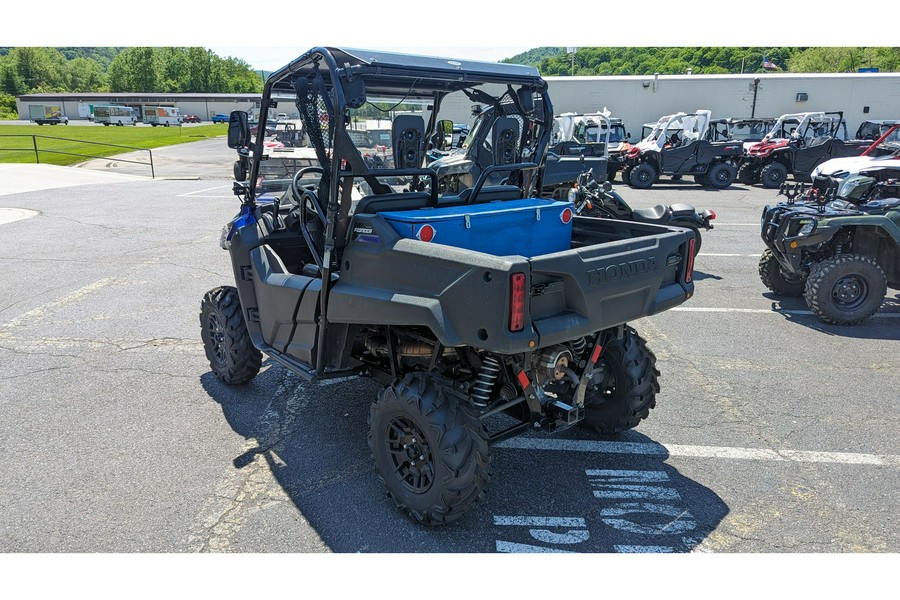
759,172,900,325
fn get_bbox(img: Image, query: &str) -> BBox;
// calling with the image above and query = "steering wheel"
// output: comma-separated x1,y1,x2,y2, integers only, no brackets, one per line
289,166,324,207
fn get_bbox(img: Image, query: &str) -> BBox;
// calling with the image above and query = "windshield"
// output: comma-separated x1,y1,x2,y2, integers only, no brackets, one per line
838,175,876,202
729,120,774,141
607,124,627,143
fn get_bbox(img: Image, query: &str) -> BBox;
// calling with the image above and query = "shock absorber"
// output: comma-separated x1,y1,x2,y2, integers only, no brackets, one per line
471,355,501,407
570,337,587,361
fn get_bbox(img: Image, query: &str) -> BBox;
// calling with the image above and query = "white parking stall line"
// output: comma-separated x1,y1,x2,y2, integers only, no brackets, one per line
175,185,233,198
668,306,900,318
493,516,587,527
496,438,900,466
697,253,760,257
1,277,120,329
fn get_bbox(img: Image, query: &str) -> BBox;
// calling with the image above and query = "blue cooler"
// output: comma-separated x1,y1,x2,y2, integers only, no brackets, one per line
380,198,574,257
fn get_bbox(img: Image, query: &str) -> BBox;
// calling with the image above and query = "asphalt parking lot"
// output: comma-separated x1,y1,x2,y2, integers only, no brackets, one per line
0,146,897,556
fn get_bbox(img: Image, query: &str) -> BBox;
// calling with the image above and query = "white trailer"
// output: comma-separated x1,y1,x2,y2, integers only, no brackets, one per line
143,106,181,127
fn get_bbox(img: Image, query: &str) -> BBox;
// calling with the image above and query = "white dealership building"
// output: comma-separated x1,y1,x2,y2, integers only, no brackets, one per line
15,71,900,136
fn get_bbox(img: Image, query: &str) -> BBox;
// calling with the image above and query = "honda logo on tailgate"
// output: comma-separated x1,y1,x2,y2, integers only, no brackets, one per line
588,258,658,285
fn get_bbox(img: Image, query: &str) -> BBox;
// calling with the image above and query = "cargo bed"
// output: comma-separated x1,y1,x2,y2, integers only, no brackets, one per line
329,205,694,353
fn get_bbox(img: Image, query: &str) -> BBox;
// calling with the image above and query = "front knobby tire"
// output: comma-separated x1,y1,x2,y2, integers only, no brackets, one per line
369,373,492,525
758,249,806,296
760,162,788,188
804,254,887,325
629,163,657,189
200,286,262,384
582,326,660,435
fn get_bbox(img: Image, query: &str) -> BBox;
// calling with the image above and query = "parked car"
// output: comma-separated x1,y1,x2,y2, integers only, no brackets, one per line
34,115,68,125
182,114,201,123
211,114,229,124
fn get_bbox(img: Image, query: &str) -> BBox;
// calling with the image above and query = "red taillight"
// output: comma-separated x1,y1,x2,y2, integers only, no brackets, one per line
509,273,526,332
708,210,716,220
560,207,573,224
685,238,696,283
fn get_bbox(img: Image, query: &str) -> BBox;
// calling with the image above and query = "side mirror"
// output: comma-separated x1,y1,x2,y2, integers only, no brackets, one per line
435,119,453,151
516,86,534,115
227,111,250,149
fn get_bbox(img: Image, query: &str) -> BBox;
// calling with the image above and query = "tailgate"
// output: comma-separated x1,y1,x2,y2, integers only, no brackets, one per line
526,218,694,346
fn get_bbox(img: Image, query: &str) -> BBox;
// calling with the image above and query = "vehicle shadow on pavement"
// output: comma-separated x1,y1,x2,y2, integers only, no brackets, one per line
612,182,755,193
765,293,900,339
201,365,729,553
692,269,724,281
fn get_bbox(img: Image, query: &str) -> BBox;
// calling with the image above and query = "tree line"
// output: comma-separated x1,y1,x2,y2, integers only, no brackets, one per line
0,46,263,119
506,47,900,76
0,46,263,95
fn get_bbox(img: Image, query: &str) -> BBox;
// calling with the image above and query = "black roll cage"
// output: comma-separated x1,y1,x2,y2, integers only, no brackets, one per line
238,47,554,378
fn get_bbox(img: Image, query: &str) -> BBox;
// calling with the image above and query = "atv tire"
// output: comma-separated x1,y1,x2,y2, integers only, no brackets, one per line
758,249,806,296
737,164,758,185
200,286,262,384
582,326,660,435
804,254,887,325
629,163,657,189
707,162,736,189
369,372,492,525
760,162,789,188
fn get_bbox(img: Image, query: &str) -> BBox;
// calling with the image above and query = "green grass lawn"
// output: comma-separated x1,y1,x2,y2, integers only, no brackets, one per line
0,123,228,166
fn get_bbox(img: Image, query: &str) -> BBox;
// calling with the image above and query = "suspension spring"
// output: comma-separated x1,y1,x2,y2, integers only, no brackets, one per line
471,356,501,407
570,337,587,359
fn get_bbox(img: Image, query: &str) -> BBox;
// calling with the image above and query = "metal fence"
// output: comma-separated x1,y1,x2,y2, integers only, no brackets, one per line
0,134,155,178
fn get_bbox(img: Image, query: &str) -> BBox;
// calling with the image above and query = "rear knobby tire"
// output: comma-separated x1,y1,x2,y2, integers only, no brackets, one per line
758,249,806,296
369,372,492,525
804,254,887,325
737,163,758,184
200,286,262,384
706,162,736,189
582,326,660,435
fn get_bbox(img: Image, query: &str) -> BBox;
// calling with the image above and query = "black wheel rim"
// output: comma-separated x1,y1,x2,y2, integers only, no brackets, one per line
832,275,868,310
385,416,434,494
206,313,227,366
768,168,785,184
716,169,730,183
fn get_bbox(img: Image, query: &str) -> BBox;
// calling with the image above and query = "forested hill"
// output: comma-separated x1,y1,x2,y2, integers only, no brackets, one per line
502,47,900,75
0,47,262,96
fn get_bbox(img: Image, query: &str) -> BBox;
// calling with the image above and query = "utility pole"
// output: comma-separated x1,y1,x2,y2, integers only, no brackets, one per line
567,47,578,76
